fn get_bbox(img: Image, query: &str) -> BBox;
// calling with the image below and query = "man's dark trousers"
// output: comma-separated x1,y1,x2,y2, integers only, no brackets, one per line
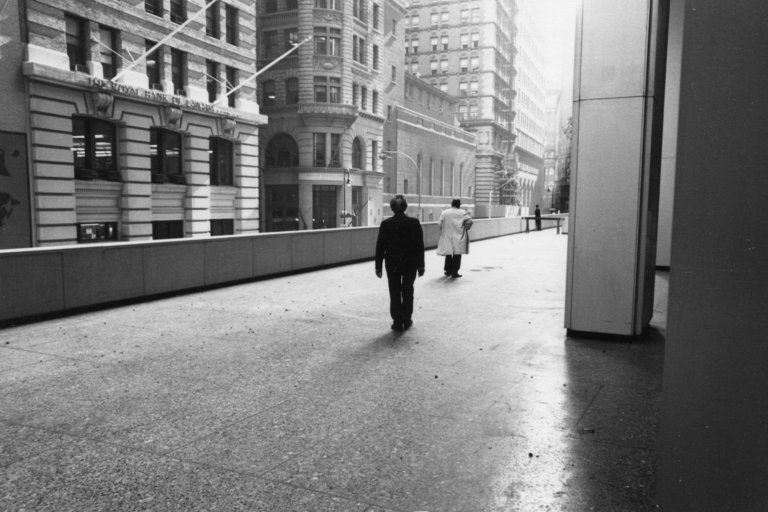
443,255,462,276
387,269,417,324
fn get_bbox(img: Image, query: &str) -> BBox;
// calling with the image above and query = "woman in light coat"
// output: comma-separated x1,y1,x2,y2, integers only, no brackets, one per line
437,199,473,278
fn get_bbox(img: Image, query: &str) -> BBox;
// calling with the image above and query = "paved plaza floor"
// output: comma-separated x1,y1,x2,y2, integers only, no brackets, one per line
0,231,666,511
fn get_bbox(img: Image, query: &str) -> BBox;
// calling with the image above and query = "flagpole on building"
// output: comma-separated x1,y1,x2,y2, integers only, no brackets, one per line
111,0,220,83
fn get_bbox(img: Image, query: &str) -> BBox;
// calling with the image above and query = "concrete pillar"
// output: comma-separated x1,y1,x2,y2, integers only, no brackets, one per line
656,1,768,509
565,0,669,336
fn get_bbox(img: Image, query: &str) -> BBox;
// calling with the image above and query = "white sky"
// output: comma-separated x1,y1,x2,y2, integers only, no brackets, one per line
525,0,579,86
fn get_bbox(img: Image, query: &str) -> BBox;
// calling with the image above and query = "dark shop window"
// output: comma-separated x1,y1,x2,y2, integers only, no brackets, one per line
99,27,118,79
150,128,185,184
152,220,184,240
210,137,234,186
171,49,186,96
146,40,161,90
206,60,218,103
225,66,237,107
210,219,234,236
170,0,186,23
77,222,118,243
72,117,119,180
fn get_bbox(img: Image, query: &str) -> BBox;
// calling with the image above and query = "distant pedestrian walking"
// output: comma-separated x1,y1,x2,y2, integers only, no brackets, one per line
437,199,473,278
375,195,425,332
535,204,542,231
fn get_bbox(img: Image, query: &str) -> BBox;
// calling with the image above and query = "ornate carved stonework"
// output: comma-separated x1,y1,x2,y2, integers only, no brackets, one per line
314,57,341,71
93,92,114,118
165,106,183,129
222,118,237,138
313,10,342,24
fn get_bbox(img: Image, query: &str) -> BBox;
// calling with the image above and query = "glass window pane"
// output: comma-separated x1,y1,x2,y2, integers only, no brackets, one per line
164,131,182,176
72,117,87,170
92,120,115,171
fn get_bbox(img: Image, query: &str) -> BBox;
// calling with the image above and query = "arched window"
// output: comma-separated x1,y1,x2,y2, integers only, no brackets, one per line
265,133,299,167
262,80,275,106
286,77,298,104
352,137,364,169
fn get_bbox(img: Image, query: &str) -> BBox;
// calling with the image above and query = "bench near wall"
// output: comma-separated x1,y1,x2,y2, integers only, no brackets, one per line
0,217,561,323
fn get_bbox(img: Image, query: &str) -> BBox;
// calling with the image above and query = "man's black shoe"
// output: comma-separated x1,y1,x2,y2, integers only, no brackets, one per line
391,323,404,332
403,319,413,330
444,271,451,276
451,274,462,278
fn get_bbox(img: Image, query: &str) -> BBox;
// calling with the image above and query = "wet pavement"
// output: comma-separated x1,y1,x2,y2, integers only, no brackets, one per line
0,231,666,511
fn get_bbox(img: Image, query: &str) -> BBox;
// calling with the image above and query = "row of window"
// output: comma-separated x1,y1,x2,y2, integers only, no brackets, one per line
405,32,480,54
144,0,240,45
263,26,381,71
262,132,377,170
65,14,242,107
263,0,382,32
77,219,233,243
261,76,380,114
405,7,481,29
72,117,234,186
387,156,466,198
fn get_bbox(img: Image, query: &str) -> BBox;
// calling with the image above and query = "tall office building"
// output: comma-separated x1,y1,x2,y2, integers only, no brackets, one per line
256,0,407,231
15,0,265,246
512,0,547,214
404,0,517,215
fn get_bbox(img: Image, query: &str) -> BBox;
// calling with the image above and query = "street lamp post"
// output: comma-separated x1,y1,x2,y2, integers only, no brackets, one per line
379,150,422,219
341,168,351,227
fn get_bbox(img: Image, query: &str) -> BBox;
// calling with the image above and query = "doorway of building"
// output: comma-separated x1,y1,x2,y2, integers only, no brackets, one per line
312,185,337,230
265,185,299,232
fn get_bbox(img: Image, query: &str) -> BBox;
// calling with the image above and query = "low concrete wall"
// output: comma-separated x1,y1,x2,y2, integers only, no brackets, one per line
0,217,561,323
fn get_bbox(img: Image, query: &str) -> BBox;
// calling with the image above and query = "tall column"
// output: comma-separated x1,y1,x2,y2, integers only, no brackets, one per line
657,1,768,509
565,0,669,336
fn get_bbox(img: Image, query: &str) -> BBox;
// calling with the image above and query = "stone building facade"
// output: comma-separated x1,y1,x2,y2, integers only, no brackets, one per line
382,74,475,221
256,0,407,231
19,0,265,247
512,0,547,214
404,0,517,216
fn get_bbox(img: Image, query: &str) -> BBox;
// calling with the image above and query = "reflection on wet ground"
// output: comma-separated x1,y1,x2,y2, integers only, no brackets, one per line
0,232,664,511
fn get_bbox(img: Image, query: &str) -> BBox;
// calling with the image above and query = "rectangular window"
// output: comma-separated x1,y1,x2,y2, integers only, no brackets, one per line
430,61,438,75
353,36,366,64
206,1,220,37
146,40,161,89
411,14,419,27
171,49,186,96
441,35,448,51
470,79,478,95
98,27,117,79
265,0,278,13
440,59,448,74
206,60,218,103
210,137,234,186
285,28,299,54
431,36,438,52
150,128,184,183
65,15,86,72
315,0,341,9
387,104,392,121
371,141,378,170
372,90,378,114
314,76,328,102
145,0,162,16
77,222,118,243
329,77,341,103
472,32,480,48
373,44,379,70
459,82,467,96
391,65,397,82
286,77,299,104
361,87,367,110
152,220,184,240
225,4,239,45
353,0,366,22
210,219,234,236
330,133,341,167
430,13,438,27
373,4,380,29
287,0,298,8
461,34,469,49
441,11,449,24
471,56,479,72
315,27,341,56
72,117,119,180
404,179,409,195
225,66,236,107
410,38,419,54
313,133,326,167
460,57,468,73
265,30,280,59
170,0,186,23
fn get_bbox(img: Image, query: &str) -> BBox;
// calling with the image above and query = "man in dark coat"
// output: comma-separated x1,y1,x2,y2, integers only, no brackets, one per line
534,204,542,231
375,195,425,331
